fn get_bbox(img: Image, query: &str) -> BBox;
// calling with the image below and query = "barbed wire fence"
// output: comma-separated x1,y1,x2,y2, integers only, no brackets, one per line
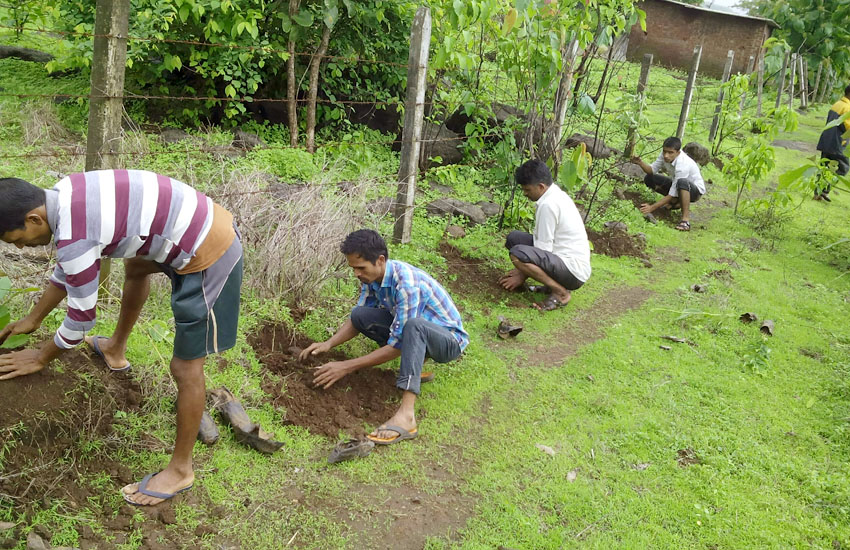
1,6,811,232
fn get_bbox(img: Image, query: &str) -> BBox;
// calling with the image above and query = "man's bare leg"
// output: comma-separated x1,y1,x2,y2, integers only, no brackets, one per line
679,189,692,223
85,258,160,369
123,355,205,505
498,268,527,291
510,255,571,306
371,390,417,440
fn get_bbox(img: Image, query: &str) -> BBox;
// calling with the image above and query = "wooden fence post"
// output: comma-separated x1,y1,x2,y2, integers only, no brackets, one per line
756,56,764,116
625,53,652,157
86,0,130,292
775,52,789,109
812,61,822,104
788,53,797,108
708,50,734,144
739,55,755,115
676,45,701,141
86,0,130,171
799,57,808,109
392,6,431,244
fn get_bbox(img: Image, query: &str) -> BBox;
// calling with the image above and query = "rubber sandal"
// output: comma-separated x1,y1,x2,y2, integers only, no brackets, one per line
123,472,193,506
328,438,375,463
89,336,131,372
366,425,419,445
533,295,569,312
675,220,691,232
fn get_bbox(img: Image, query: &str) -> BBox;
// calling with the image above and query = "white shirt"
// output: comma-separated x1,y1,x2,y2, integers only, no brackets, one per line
533,184,592,282
650,150,706,197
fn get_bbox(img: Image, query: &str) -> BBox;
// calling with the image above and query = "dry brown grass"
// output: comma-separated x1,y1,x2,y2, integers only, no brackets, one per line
220,168,391,305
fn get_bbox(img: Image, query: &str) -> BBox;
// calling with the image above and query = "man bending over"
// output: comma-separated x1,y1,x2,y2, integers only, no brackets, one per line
498,159,591,311
300,229,468,445
815,83,850,201
631,136,705,231
0,171,242,506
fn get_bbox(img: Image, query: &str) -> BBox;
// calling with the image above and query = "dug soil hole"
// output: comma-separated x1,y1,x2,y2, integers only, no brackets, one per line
587,227,648,259
253,324,401,438
438,242,525,307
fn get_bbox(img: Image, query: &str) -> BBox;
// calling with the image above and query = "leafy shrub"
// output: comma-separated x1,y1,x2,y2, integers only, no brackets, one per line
247,148,319,181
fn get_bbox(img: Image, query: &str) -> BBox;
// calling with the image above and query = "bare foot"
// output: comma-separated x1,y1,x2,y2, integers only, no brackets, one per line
122,467,194,506
85,335,130,371
498,269,527,291
370,410,416,441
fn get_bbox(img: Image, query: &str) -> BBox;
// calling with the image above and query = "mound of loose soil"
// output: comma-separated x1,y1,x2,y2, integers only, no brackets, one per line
588,228,648,259
0,350,141,501
622,190,675,222
253,325,402,438
438,242,525,307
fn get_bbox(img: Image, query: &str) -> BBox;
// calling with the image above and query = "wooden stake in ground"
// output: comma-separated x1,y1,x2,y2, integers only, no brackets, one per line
625,53,652,158
739,55,755,115
812,61,822,104
392,7,431,244
756,56,764,116
676,45,701,141
85,0,129,171
85,0,130,293
788,53,797,108
775,52,789,109
708,50,734,144
799,57,808,109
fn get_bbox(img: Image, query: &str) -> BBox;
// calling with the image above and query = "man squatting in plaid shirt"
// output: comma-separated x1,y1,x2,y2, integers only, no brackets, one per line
301,229,469,445
0,170,243,506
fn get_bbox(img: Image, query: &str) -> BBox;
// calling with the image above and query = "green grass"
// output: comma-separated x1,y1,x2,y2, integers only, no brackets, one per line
1,29,850,549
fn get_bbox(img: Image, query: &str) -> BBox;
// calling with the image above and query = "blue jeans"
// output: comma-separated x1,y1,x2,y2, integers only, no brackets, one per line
350,306,462,395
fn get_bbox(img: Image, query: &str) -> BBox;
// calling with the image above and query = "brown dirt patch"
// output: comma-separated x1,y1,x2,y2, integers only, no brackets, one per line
438,242,527,308
527,286,654,367
0,349,208,550
252,324,401,438
623,190,675,223
587,228,648,259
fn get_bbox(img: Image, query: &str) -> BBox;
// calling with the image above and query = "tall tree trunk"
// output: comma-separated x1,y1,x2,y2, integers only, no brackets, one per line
540,40,579,168
287,0,300,148
306,25,331,153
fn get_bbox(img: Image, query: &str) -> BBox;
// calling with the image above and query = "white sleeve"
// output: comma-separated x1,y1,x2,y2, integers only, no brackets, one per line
533,203,557,253
650,153,665,175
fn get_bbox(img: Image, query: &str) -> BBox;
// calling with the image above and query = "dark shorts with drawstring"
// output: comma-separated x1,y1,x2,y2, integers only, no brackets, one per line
158,237,243,360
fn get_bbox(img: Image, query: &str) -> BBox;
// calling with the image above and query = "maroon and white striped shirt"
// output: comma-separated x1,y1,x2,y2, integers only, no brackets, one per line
45,170,216,349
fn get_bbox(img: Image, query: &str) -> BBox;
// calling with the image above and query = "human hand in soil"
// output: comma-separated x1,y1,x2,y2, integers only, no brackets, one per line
498,269,526,291
300,341,331,362
0,349,46,380
639,203,654,214
0,316,41,346
313,361,352,389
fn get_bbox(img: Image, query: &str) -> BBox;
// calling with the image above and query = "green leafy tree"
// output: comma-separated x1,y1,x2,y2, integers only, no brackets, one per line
741,0,850,85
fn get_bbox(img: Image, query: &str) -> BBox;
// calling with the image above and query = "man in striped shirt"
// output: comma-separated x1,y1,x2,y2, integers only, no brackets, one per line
0,170,242,506
300,229,468,445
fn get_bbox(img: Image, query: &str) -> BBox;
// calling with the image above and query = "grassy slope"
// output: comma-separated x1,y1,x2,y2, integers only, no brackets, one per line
1,32,850,549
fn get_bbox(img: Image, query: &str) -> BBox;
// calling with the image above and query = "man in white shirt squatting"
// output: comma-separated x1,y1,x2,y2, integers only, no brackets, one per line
498,160,592,311
630,136,706,232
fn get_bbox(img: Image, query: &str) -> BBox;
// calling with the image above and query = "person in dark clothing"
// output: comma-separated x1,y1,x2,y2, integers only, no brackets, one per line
815,84,850,201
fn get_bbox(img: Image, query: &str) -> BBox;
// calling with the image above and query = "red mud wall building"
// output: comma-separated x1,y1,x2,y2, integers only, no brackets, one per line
625,0,778,79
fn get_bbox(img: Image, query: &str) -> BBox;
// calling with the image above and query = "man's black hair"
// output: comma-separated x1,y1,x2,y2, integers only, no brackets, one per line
340,229,389,264
844,84,850,97
515,159,553,187
0,178,46,235
662,136,682,151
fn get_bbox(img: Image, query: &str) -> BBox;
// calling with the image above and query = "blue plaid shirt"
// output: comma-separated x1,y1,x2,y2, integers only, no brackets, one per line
355,260,469,351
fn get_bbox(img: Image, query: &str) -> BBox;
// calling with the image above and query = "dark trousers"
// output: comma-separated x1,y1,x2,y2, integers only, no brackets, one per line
504,231,584,290
349,306,461,395
819,151,849,194
643,174,701,202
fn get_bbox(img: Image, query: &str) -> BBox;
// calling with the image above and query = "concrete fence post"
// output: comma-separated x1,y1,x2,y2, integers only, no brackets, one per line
708,50,734,144
788,53,797,108
756,56,764,116
392,7,431,244
676,45,701,141
775,52,789,109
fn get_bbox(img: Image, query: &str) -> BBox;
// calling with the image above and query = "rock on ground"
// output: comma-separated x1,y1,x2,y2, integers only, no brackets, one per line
683,142,710,166
419,122,463,170
232,129,266,150
425,198,488,225
564,133,617,159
